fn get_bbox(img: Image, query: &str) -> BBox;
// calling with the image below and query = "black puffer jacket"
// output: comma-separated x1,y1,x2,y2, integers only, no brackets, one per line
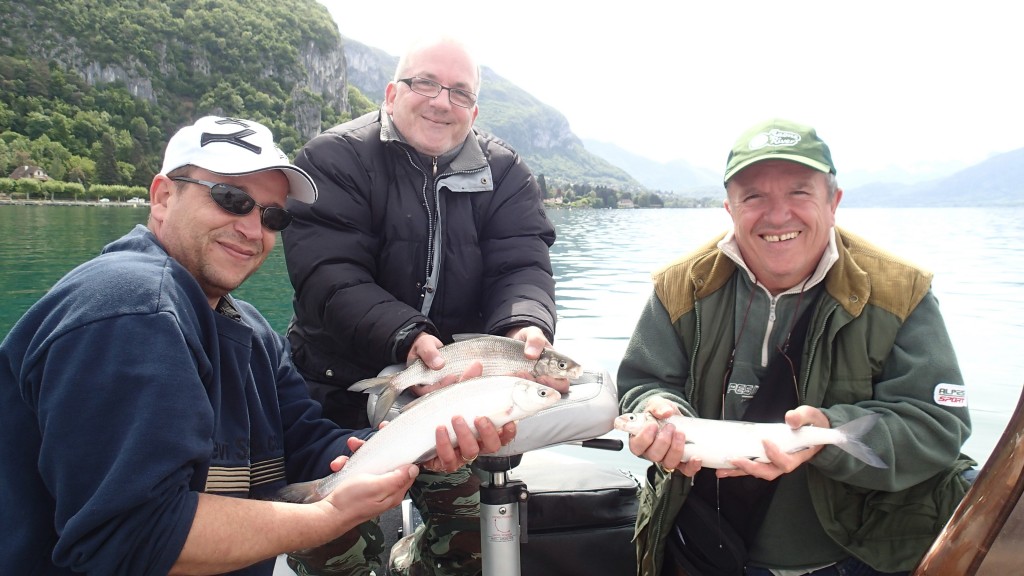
282,110,556,389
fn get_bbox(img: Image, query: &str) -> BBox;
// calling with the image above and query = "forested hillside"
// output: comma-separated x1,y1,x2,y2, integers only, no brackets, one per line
0,0,359,189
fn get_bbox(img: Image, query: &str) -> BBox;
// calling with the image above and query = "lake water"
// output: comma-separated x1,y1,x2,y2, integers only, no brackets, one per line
1,204,1022,473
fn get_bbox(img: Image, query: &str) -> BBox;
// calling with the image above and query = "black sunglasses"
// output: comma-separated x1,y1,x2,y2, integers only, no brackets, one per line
171,177,292,231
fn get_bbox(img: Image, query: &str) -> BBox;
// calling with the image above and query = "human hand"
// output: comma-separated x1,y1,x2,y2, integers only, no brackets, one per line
407,332,445,370
627,398,702,478
420,415,516,473
505,326,571,394
505,325,549,359
717,405,830,480
320,465,418,528
325,434,375,472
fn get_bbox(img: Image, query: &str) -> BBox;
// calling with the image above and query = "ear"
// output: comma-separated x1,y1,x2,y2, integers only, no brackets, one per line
148,174,174,225
384,81,398,114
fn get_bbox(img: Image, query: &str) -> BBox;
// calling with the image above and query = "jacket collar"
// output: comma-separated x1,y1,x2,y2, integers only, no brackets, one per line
379,108,492,191
380,109,484,168
716,227,839,298
689,228,869,317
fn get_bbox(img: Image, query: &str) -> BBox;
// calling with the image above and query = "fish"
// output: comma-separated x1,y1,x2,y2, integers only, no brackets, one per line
613,411,888,470
277,376,562,503
349,335,582,428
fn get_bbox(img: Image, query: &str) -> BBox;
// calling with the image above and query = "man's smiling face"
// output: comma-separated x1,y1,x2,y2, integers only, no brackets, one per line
385,40,479,157
724,160,841,294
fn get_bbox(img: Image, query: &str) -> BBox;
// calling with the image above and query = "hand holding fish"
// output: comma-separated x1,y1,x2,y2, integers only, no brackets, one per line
407,332,447,378
425,415,514,473
352,334,581,426
716,406,831,481
317,462,419,534
359,361,517,473
341,413,513,475
614,404,887,476
505,325,572,394
626,397,703,478
278,376,560,503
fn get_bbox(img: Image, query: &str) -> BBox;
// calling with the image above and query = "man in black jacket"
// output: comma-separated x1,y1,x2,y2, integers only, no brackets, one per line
282,35,560,575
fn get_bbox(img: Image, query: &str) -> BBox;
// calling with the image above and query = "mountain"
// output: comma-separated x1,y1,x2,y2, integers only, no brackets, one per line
340,38,395,107
840,147,1024,207
581,138,719,194
341,38,638,190
0,0,635,191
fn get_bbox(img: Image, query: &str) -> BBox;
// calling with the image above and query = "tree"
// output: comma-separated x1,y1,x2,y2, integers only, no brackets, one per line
97,132,120,185
66,155,96,186
537,174,549,199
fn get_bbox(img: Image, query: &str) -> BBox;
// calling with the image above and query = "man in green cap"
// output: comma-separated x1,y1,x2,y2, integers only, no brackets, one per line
617,119,975,575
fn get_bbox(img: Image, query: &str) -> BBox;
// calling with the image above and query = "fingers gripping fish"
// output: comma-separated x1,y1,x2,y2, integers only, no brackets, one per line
278,376,561,503
349,335,582,427
614,411,888,470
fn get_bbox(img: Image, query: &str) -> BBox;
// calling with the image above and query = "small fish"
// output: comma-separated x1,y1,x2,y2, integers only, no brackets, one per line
613,412,888,469
349,335,582,428
277,376,561,503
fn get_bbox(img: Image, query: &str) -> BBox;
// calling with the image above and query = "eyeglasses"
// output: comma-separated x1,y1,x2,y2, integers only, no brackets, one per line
171,177,293,231
397,77,477,108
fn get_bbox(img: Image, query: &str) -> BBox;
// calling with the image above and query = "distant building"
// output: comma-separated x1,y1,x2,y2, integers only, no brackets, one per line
9,165,50,181
617,199,635,209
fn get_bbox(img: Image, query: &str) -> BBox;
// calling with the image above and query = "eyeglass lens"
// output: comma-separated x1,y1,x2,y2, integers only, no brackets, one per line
405,77,476,108
210,184,292,231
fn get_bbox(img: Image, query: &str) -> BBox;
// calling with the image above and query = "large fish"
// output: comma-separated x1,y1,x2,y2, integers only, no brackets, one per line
277,376,561,503
349,335,582,428
613,412,888,469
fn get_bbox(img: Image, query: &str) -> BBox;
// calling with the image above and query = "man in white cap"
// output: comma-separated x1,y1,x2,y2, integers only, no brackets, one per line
0,116,509,576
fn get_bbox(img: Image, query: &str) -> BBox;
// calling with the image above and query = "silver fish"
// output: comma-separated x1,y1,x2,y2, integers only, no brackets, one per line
613,412,888,469
277,376,561,503
349,335,582,428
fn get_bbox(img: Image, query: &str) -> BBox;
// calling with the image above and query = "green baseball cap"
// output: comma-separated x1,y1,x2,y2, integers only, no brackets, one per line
723,118,836,184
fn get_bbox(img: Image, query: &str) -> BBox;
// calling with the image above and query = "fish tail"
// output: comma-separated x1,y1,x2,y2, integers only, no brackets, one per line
835,413,888,469
371,385,400,427
348,375,391,394
275,480,323,504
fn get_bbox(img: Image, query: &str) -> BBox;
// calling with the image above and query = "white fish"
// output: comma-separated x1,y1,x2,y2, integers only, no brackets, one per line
277,376,561,503
613,412,888,469
348,335,582,428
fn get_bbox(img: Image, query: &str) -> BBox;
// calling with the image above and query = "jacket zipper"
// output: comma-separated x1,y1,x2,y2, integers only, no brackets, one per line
802,301,838,400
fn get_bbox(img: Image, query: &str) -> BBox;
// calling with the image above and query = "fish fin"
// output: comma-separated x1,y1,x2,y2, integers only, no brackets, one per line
835,413,889,469
275,480,322,504
348,376,391,394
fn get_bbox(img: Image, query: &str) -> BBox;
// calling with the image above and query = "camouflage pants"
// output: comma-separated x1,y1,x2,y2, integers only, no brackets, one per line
287,467,483,576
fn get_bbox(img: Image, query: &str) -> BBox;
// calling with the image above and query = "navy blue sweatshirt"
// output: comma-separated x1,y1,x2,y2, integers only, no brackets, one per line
0,225,371,575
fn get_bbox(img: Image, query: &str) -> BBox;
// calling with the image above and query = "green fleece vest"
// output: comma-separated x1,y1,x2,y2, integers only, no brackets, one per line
630,228,973,575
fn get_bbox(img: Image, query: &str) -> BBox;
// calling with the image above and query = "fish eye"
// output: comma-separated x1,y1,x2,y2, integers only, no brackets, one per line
558,360,568,370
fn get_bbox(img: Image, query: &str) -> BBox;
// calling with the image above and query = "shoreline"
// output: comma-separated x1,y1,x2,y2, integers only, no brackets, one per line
0,199,149,207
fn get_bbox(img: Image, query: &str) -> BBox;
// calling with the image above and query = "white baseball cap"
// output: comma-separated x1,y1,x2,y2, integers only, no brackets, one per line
160,116,317,203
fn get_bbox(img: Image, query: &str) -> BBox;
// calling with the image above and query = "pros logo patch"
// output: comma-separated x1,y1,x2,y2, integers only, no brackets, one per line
933,383,968,407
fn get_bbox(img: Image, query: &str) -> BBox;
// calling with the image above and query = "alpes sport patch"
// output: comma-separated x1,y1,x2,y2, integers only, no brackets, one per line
933,383,968,407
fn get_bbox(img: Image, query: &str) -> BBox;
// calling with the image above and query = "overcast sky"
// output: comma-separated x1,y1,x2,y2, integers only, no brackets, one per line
319,1,1020,179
